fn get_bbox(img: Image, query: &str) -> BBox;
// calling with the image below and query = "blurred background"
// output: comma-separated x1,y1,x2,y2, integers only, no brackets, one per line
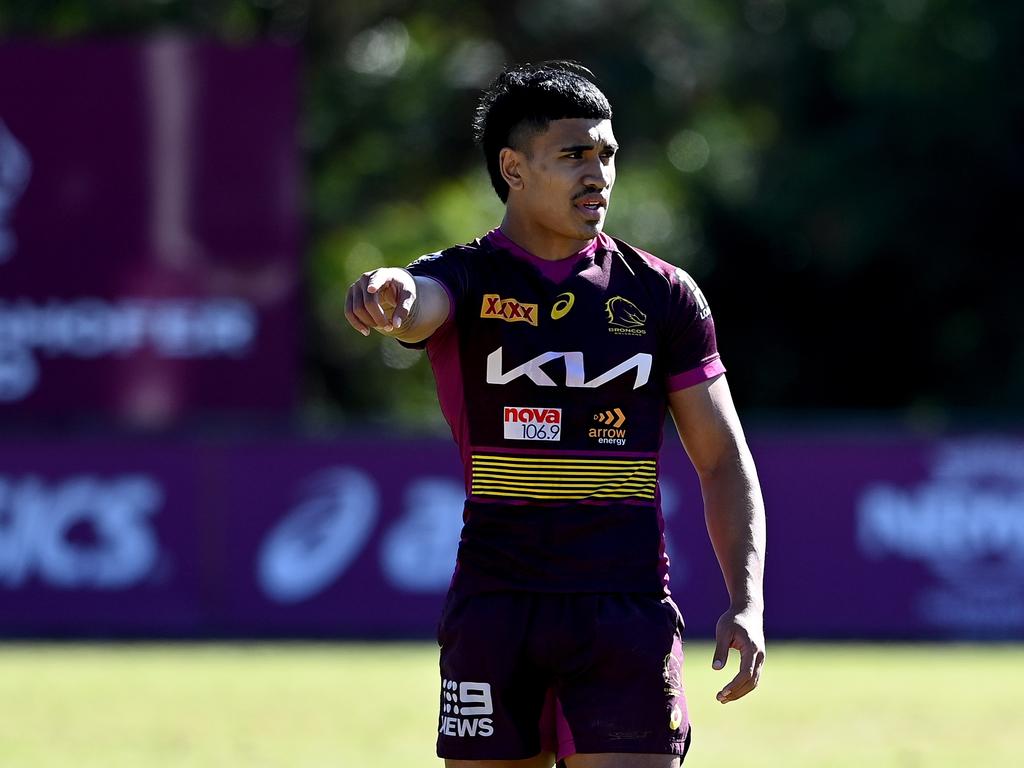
2,2,1023,766
1,0,1022,640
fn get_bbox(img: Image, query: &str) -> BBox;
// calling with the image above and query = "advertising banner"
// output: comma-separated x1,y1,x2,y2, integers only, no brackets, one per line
0,441,208,634
0,41,300,422
1,434,1021,639
219,439,469,636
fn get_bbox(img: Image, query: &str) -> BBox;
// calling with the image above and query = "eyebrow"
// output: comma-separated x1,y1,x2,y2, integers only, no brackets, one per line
559,143,619,153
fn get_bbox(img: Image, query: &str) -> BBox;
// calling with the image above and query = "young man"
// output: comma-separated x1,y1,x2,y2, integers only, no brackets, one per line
345,61,766,768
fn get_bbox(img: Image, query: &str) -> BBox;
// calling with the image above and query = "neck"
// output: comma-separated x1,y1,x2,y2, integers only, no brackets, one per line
499,209,594,262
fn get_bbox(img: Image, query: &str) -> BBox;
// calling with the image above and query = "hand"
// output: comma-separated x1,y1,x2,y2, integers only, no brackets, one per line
344,268,417,337
712,607,765,704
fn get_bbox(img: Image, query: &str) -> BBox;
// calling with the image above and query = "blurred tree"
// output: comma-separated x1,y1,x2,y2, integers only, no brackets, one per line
2,0,1021,429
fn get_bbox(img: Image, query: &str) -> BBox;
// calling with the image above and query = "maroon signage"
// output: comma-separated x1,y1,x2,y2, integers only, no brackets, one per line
0,441,208,634
1,433,1022,639
0,41,300,422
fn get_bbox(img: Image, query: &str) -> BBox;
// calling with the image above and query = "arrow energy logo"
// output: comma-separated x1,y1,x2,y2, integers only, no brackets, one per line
590,408,627,445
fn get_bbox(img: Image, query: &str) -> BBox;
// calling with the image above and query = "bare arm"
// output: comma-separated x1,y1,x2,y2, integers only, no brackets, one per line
344,268,450,344
668,373,766,704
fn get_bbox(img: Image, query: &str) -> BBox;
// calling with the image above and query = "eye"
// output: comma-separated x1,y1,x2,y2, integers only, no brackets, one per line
563,151,583,160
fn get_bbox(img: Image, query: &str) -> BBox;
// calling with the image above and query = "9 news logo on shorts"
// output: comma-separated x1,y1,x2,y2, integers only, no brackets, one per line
439,679,494,738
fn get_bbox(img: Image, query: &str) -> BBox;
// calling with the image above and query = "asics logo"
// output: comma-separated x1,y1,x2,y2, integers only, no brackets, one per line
551,292,574,320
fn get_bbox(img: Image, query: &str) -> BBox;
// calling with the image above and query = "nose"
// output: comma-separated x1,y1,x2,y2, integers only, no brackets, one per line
581,156,613,190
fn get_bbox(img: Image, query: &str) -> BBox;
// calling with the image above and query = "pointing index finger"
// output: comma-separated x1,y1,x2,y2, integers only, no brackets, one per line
390,287,416,328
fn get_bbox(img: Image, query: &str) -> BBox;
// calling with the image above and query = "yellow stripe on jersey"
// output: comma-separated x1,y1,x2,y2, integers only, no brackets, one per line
470,453,657,501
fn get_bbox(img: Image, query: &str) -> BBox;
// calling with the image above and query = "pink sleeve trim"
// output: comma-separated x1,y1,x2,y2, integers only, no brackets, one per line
666,356,726,392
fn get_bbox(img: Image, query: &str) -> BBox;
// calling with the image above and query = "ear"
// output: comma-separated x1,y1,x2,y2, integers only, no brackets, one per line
499,147,526,193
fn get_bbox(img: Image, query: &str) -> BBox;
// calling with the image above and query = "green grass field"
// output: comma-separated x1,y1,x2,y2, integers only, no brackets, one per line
0,642,1020,767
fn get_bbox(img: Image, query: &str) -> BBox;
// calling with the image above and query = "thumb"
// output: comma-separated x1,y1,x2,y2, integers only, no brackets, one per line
712,630,730,671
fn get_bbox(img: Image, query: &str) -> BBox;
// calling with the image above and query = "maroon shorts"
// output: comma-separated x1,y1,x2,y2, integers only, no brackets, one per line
435,590,691,761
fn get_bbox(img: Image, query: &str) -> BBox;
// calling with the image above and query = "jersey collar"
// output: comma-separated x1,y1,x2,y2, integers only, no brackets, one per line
484,228,613,284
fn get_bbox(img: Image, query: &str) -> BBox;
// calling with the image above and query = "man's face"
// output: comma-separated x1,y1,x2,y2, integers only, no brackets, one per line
511,117,617,241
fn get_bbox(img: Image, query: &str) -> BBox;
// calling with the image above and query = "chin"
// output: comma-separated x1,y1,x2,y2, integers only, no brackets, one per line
546,213,603,241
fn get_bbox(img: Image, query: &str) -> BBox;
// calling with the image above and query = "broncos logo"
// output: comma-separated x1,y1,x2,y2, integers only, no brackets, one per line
605,296,647,329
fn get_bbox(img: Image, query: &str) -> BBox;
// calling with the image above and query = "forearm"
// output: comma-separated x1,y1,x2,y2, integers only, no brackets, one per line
699,443,766,612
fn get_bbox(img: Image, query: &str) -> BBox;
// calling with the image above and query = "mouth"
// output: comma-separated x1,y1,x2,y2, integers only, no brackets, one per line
574,195,607,221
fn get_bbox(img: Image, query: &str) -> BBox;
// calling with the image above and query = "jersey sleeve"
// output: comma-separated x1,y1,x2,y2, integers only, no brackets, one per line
397,248,470,350
663,267,726,392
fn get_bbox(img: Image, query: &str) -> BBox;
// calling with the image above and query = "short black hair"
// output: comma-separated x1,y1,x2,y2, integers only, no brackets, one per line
473,60,613,202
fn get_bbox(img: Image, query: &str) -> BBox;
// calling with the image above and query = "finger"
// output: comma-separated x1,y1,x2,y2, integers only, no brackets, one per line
751,647,766,688
357,286,389,328
390,288,415,329
366,270,388,294
350,290,386,331
712,629,730,671
718,645,763,703
718,666,753,702
719,675,756,703
344,288,370,336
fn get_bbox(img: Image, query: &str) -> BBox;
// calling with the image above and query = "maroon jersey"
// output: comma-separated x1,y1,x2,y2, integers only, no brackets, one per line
402,229,724,595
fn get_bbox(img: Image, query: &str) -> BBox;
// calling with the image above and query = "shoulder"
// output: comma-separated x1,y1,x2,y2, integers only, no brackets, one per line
603,234,712,321
408,237,487,269
603,234,699,292
606,235,674,277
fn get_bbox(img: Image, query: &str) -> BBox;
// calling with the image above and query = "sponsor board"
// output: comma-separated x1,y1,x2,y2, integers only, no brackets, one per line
0,41,299,417
2,434,1020,640
0,473,163,589
0,120,31,264
380,477,463,591
257,468,378,604
857,439,1024,632
0,298,257,403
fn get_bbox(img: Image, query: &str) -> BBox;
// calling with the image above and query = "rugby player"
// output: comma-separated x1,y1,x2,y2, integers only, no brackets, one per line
345,61,766,768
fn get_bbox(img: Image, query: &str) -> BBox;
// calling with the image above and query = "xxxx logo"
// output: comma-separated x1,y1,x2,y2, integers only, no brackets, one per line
481,294,538,326
551,292,575,320
593,408,626,428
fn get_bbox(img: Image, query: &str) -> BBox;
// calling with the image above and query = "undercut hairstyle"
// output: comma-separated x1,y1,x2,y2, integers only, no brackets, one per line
473,60,613,202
